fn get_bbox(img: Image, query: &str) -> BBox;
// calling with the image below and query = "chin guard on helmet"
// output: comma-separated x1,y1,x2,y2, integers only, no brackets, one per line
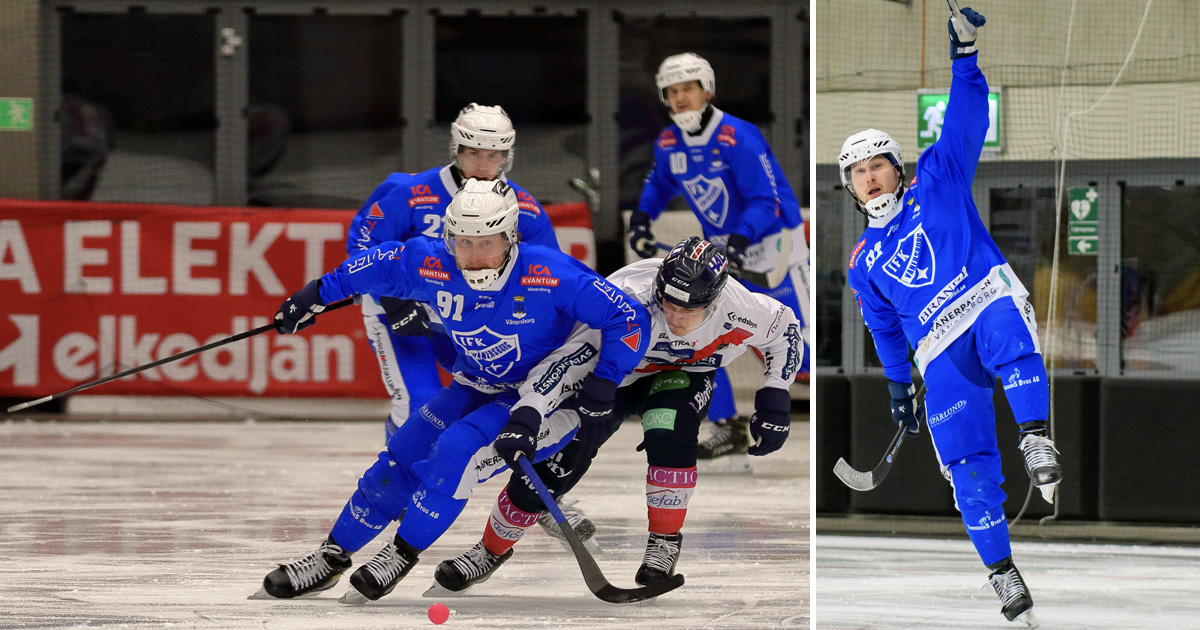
655,52,716,106
450,103,516,174
838,128,908,221
444,178,521,289
653,237,731,313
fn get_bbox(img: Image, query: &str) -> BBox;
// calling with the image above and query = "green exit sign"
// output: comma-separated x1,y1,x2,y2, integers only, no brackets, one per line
0,98,34,131
916,90,1000,152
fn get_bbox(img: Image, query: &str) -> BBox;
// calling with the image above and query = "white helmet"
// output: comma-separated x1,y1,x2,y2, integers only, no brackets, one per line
838,128,908,221
443,178,521,289
656,53,716,133
450,103,516,174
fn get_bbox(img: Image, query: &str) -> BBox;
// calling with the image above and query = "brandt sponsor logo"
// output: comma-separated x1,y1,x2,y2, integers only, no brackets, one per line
919,266,970,325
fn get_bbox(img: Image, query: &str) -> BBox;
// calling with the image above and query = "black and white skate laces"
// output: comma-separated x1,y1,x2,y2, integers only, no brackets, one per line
697,417,750,459
262,538,351,598
986,561,1036,625
635,532,683,586
345,536,420,601
1018,433,1062,487
454,542,508,581
433,542,514,593
538,498,596,542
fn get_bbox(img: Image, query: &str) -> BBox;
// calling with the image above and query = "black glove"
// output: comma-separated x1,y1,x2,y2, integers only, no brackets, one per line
947,3,986,60
888,380,921,435
494,406,541,467
275,279,326,334
748,387,791,456
379,296,432,337
627,210,658,259
723,232,751,278
572,373,618,421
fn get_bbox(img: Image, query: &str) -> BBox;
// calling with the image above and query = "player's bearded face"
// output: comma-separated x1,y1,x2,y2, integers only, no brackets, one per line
451,233,510,272
456,148,507,180
662,300,708,336
666,81,710,114
850,155,900,204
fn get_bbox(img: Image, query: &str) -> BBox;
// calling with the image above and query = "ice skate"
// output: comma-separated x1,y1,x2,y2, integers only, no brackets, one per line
426,542,514,595
987,558,1039,628
338,535,420,604
635,532,683,586
253,537,352,599
537,497,599,552
1018,432,1061,503
696,417,752,474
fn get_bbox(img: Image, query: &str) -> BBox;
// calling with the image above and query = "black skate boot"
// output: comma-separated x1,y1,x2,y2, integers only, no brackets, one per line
1018,423,1062,503
339,535,420,604
987,557,1039,628
537,497,597,544
697,417,750,459
635,532,683,586
260,536,352,599
432,542,514,593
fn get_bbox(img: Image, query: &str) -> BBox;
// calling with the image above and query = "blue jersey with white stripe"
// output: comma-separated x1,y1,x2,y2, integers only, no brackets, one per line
847,55,1026,381
346,165,560,254
318,239,649,388
638,108,802,245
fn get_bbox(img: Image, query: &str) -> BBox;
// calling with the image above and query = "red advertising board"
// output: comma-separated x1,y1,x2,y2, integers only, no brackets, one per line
0,199,596,400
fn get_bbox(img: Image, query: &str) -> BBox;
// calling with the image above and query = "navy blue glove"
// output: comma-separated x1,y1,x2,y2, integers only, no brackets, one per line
748,387,791,456
571,373,618,421
723,233,751,278
379,296,432,337
494,406,541,467
888,381,921,435
275,279,325,334
947,3,986,60
628,210,658,259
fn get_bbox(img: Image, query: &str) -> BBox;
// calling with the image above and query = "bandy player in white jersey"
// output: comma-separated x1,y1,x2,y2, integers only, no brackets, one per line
423,237,803,594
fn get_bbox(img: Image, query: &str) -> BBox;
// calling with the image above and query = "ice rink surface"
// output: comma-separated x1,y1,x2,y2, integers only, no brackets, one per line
816,534,1200,629
0,416,807,629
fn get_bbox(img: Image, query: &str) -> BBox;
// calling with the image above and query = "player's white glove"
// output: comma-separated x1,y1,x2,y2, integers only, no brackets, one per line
947,2,986,60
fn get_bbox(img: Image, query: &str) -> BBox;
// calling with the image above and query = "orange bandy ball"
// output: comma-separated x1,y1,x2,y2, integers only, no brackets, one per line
428,602,450,625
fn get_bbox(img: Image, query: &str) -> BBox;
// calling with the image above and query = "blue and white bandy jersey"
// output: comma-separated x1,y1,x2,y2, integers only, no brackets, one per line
345,165,560,254
516,257,803,418
318,239,649,388
846,55,1033,382
638,107,802,248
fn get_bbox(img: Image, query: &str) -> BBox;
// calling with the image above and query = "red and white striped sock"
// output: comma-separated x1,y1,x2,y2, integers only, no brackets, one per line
645,465,697,535
480,487,541,556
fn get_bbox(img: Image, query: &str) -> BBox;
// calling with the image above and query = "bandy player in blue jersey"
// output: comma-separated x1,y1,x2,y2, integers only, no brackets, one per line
627,52,810,463
842,4,1058,628
345,103,560,440
259,179,648,604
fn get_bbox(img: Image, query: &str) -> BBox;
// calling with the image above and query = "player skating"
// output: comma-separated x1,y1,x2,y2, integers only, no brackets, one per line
430,237,802,594
840,4,1058,627
257,179,648,603
626,52,810,464
345,103,560,441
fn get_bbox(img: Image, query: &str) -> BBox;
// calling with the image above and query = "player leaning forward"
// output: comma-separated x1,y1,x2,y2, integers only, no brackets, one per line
430,237,802,593
258,179,648,602
841,5,1059,628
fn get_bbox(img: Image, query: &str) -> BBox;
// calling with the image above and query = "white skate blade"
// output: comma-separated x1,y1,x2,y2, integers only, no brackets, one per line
1037,482,1058,504
247,587,275,600
1014,608,1040,628
696,453,752,475
247,585,333,600
337,585,370,605
423,581,466,598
